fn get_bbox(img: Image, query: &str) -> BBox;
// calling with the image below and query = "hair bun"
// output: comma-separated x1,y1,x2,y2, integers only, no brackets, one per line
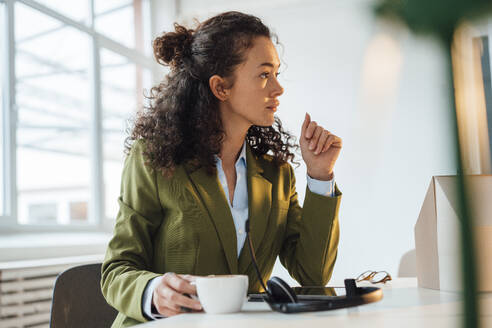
153,23,194,68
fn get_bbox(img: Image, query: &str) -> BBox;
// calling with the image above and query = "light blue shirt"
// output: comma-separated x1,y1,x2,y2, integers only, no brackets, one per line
142,139,336,319
215,139,249,257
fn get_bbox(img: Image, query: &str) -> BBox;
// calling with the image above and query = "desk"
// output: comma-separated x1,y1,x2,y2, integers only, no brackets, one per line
136,278,492,328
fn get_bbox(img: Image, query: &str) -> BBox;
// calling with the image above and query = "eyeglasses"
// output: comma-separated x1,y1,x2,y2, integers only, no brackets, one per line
355,270,392,284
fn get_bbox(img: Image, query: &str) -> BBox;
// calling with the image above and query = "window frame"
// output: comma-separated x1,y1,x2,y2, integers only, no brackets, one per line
450,20,492,175
0,0,158,233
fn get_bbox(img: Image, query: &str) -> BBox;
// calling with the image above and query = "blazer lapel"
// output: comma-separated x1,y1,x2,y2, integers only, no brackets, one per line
186,164,238,274
184,144,272,275
239,144,272,269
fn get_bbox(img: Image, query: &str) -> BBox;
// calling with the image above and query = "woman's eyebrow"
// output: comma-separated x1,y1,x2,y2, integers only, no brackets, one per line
257,62,281,69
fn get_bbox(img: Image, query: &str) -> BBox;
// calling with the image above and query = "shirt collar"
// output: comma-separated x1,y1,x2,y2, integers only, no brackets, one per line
237,139,247,166
215,139,247,167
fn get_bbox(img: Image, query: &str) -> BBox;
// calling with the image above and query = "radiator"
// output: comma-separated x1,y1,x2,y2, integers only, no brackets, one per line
0,255,103,328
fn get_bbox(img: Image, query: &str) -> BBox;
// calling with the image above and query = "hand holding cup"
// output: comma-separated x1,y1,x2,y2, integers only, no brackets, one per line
152,272,202,317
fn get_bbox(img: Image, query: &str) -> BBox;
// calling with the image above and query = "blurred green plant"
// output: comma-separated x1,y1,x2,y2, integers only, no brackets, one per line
374,1,492,327
375,0,492,41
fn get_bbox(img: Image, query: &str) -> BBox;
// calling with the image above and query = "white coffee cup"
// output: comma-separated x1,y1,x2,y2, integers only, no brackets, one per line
195,275,249,314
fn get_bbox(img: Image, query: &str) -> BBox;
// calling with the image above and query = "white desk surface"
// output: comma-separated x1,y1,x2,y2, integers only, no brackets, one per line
137,278,492,328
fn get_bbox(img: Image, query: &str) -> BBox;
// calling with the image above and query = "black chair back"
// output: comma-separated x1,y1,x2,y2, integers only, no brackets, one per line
50,263,118,328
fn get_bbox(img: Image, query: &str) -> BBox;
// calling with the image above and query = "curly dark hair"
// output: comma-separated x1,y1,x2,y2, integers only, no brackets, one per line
125,11,300,177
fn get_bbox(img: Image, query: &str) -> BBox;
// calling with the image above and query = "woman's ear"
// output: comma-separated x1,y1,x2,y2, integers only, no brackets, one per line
209,75,230,101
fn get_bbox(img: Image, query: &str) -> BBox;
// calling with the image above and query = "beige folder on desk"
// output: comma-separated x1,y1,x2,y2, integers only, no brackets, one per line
415,175,492,292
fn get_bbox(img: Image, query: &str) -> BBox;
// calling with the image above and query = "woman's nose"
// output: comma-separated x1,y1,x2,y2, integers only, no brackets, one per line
272,79,284,97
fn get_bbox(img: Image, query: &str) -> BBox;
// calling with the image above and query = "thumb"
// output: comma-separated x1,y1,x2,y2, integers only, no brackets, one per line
301,112,310,138
179,274,197,282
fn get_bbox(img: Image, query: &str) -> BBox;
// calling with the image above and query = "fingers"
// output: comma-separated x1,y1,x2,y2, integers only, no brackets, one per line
322,135,342,153
157,287,201,311
153,297,181,317
321,135,335,153
153,273,202,317
305,118,317,139
301,112,311,138
308,126,323,151
301,113,311,138
315,130,330,154
178,274,197,283
302,114,342,155
166,273,197,295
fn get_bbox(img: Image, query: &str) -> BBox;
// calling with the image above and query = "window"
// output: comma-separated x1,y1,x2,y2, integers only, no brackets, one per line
95,0,151,54
100,48,152,220
16,3,92,225
35,0,91,23
28,203,57,224
1,0,154,230
0,1,4,216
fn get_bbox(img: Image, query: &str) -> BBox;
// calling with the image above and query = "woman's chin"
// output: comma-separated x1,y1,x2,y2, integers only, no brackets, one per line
257,119,275,127
249,112,275,127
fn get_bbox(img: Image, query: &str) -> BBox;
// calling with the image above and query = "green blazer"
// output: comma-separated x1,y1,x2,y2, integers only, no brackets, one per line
101,140,342,328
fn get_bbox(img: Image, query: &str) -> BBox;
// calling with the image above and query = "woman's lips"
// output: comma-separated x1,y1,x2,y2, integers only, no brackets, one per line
266,101,279,112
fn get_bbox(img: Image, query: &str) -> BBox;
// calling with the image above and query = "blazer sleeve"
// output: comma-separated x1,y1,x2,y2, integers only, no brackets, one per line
100,140,163,323
279,163,342,286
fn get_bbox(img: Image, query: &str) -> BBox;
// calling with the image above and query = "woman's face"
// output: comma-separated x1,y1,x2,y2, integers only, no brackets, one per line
222,36,284,128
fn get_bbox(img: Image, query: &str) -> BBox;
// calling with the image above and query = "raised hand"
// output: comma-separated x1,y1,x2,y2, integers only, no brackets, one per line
300,113,342,180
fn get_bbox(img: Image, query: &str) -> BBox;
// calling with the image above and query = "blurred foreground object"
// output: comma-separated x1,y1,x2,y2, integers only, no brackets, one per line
374,1,492,327
451,24,492,174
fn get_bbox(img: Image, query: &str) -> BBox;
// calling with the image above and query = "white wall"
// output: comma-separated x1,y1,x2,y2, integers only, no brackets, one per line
151,0,457,283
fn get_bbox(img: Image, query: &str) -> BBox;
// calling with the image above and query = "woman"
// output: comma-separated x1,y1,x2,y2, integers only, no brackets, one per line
101,11,342,327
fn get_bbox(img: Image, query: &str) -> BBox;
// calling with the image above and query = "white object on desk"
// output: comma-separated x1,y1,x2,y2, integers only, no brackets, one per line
415,176,462,292
195,275,249,314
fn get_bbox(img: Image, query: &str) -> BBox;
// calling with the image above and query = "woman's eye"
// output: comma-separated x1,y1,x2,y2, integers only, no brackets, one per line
261,72,281,78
